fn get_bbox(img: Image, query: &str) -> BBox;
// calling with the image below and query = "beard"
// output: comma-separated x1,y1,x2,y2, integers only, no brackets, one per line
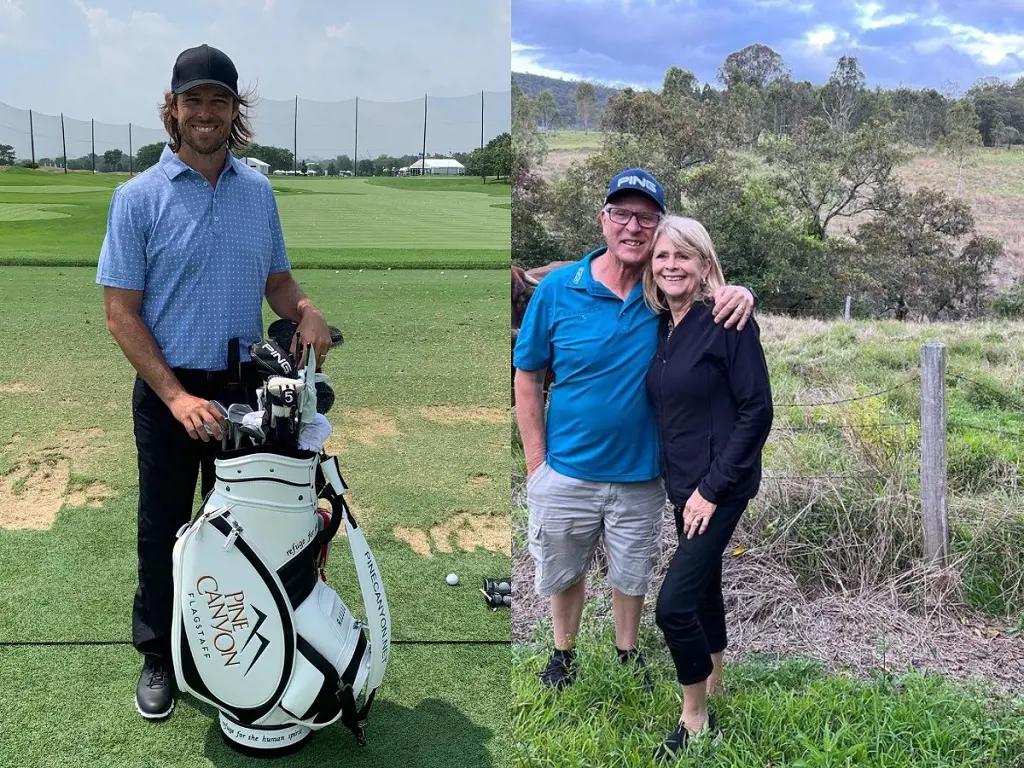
179,120,229,155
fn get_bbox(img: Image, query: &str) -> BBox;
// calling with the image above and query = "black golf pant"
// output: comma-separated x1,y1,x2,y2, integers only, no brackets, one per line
131,367,260,663
654,499,748,686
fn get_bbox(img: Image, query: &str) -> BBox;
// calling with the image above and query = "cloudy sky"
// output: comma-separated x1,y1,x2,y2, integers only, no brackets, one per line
0,0,511,128
513,0,1024,92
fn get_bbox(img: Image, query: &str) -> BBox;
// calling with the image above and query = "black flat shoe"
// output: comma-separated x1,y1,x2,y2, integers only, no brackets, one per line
653,712,717,762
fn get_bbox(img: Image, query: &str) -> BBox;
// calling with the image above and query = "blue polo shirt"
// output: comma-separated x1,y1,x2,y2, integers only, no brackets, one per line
513,247,661,482
96,145,291,370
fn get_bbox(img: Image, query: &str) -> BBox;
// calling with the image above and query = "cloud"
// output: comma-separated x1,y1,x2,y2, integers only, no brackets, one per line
854,1,916,31
928,17,1024,67
806,25,837,51
263,0,276,11
325,23,352,40
0,0,25,46
512,41,594,82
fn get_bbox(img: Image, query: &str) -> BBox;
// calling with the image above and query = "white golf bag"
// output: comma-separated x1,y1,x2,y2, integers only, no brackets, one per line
170,346,391,754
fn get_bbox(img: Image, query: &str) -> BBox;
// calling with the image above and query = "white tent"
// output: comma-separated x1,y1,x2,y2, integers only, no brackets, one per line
399,158,465,176
243,156,270,175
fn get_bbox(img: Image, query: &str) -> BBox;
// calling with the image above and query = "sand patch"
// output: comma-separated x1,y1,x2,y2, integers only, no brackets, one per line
67,482,115,509
419,406,508,424
0,428,108,529
394,526,432,555
393,512,510,557
432,513,510,556
0,458,71,530
0,382,43,394
326,409,399,450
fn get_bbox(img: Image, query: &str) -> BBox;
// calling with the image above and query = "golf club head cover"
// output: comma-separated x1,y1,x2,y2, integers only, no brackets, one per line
170,449,390,744
250,339,297,378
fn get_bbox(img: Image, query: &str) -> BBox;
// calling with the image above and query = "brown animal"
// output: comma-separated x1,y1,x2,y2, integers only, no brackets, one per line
511,261,575,406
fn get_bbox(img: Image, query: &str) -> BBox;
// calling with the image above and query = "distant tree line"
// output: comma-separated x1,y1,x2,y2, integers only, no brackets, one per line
514,44,1017,322
514,46,1024,149
2,139,506,179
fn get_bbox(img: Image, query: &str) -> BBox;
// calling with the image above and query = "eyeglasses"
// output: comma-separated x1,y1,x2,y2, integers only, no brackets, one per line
604,206,662,229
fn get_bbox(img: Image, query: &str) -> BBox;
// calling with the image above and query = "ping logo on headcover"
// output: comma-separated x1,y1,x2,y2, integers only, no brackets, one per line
616,175,659,194
259,341,292,374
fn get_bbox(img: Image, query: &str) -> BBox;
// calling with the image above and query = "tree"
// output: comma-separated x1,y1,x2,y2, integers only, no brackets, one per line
763,116,906,239
0,144,14,165
135,142,164,172
662,66,698,101
937,98,981,195
854,185,1002,320
327,162,338,176
679,156,850,316
717,44,790,91
535,89,559,130
239,143,294,173
103,149,124,172
334,154,353,172
575,81,597,130
822,56,866,137
357,158,374,176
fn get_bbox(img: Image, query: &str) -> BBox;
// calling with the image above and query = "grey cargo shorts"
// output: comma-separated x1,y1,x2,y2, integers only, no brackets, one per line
526,461,666,597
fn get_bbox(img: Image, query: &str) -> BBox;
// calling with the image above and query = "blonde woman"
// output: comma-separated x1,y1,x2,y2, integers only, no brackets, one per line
642,217,773,760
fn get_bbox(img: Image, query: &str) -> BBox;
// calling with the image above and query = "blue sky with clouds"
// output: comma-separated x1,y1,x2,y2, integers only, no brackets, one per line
512,0,1024,92
0,0,510,127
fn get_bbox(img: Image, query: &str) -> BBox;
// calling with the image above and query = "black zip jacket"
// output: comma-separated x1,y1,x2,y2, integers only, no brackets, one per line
645,302,773,507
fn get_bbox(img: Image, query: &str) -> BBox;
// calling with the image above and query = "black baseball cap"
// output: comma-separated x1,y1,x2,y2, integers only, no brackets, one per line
171,44,239,98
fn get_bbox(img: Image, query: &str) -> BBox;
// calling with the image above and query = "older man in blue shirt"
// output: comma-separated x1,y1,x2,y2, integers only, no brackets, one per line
514,168,755,691
97,44,333,720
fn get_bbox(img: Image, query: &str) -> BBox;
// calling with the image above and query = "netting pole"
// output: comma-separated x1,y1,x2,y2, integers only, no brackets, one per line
293,95,298,175
60,113,67,173
129,123,133,176
353,96,358,177
91,118,95,173
421,93,427,175
28,109,35,165
480,90,484,149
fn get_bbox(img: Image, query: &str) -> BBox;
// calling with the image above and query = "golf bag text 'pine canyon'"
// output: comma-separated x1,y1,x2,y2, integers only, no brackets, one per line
170,341,391,753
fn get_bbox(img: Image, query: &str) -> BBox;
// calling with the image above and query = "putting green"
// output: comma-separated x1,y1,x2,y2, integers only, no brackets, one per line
0,185,109,193
0,203,76,221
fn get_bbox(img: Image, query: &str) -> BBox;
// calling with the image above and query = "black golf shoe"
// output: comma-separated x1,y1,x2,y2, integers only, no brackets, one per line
135,658,175,720
538,649,576,690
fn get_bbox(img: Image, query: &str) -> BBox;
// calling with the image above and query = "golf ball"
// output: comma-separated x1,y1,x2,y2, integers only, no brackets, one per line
446,573,459,586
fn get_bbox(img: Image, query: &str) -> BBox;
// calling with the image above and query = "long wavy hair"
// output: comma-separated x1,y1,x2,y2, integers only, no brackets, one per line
160,85,257,153
642,216,726,314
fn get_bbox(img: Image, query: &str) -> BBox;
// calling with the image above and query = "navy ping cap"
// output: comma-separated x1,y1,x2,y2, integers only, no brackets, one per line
605,168,665,212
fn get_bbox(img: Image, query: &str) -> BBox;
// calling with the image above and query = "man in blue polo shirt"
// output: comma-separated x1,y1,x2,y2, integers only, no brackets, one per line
97,44,334,720
514,168,754,690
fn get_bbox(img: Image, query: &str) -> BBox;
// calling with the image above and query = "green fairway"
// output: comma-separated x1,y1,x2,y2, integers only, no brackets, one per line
0,168,510,268
0,267,510,767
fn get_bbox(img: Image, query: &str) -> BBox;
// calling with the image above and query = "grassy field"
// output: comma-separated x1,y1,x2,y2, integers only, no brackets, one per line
0,266,510,766
0,168,510,269
512,313,1024,766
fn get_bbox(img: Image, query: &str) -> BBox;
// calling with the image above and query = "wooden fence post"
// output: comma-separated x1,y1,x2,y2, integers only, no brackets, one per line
844,295,852,321
920,343,949,566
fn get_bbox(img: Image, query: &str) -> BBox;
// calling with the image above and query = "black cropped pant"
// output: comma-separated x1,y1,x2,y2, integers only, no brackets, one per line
654,499,748,686
131,367,261,663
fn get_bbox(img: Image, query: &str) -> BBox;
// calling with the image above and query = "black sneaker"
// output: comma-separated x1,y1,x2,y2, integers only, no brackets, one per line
538,649,576,690
135,658,175,720
653,712,718,762
618,648,655,692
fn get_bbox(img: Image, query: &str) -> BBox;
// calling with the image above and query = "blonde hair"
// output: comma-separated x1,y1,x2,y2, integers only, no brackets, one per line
642,216,726,314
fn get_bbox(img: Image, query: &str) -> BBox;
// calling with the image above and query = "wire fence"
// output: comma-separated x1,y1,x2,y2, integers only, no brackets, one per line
0,90,511,171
